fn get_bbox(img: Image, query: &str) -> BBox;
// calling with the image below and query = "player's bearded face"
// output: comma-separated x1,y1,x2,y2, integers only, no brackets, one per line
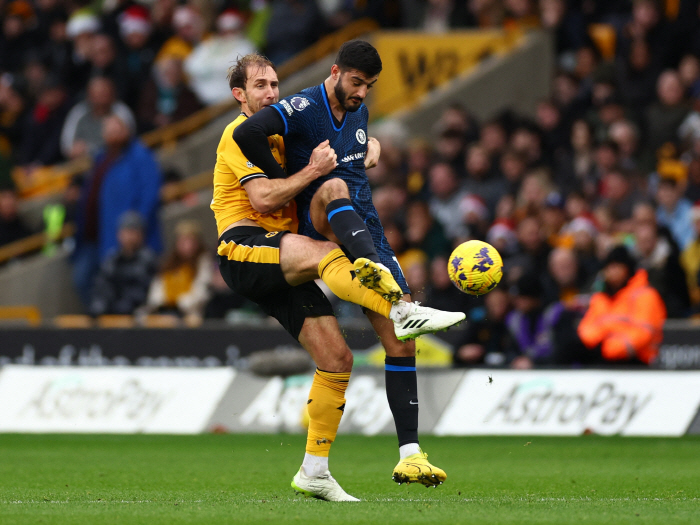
334,73,365,112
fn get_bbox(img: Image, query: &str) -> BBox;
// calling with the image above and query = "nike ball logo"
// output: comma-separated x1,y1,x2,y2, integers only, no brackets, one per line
409,400,418,405
352,229,365,236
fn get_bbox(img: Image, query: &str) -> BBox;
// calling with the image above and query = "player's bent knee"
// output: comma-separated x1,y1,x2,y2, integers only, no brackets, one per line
319,177,349,201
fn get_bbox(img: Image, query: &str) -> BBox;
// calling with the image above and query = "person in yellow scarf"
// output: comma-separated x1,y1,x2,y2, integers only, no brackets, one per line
145,219,212,320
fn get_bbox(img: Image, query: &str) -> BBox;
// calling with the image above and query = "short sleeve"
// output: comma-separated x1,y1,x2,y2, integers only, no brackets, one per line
271,94,318,138
221,133,268,185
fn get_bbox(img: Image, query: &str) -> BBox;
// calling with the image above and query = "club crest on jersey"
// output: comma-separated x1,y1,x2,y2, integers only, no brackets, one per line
291,97,310,111
356,129,367,144
279,100,293,116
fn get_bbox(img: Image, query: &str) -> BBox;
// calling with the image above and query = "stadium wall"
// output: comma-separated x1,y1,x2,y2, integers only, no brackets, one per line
0,365,698,437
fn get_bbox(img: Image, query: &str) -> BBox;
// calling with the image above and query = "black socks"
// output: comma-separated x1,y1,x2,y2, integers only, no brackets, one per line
326,198,380,263
385,355,419,447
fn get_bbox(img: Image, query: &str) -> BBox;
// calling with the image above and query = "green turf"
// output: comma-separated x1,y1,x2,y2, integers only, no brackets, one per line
0,434,698,525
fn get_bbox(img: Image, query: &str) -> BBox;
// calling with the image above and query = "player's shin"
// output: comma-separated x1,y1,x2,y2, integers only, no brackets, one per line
385,356,420,454
303,369,351,476
325,198,380,262
318,249,391,318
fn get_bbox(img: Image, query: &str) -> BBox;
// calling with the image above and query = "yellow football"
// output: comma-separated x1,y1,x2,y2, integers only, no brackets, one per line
447,240,503,296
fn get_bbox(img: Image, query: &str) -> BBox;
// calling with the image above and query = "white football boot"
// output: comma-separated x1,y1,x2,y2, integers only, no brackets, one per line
291,467,360,502
391,301,466,341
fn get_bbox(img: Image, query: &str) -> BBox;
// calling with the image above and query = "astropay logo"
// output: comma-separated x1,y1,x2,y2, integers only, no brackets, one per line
484,380,651,434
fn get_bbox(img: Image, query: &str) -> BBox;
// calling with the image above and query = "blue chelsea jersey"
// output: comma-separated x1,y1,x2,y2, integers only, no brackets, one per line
271,84,375,236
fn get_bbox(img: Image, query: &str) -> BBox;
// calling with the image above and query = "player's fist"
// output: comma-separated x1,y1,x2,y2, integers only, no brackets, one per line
309,140,337,177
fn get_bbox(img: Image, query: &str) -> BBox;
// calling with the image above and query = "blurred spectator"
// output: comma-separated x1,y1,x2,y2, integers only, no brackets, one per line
655,177,693,249
145,220,212,320
553,119,596,197
0,0,36,74
463,143,506,214
428,162,469,241
632,221,690,318
117,6,158,110
424,255,475,314
0,73,28,154
616,37,659,110
265,0,323,65
137,56,203,132
608,119,640,171
643,70,690,169
578,245,666,365
0,187,33,246
454,288,511,368
72,114,162,306
597,167,644,225
542,246,586,306
63,12,101,96
506,273,565,369
506,215,550,284
539,0,588,64
88,34,129,102
17,77,70,167
61,76,136,160
184,10,256,105
680,204,700,310
403,200,452,259
156,5,206,63
88,210,158,316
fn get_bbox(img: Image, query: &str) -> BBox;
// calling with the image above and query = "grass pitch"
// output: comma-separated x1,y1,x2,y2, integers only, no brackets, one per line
0,434,698,525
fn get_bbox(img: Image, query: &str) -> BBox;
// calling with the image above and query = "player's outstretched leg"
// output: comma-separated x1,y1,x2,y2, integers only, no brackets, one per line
389,300,466,341
318,249,465,339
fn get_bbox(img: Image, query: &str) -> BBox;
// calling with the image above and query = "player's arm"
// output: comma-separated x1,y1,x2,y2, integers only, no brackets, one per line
244,140,336,214
365,137,380,169
234,107,335,213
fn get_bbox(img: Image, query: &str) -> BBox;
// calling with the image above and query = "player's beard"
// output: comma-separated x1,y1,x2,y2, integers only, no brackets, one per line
334,79,362,112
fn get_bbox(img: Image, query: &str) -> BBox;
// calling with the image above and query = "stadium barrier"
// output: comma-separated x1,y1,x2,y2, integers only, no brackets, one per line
0,365,698,437
1,323,699,369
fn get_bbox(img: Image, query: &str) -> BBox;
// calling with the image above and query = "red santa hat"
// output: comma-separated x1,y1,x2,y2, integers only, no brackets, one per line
217,9,244,32
119,6,151,37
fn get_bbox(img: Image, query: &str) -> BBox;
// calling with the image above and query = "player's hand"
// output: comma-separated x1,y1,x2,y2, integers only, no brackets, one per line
309,140,337,177
364,136,380,169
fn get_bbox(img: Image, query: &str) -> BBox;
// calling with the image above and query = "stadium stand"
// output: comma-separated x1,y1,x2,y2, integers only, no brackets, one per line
1,0,700,371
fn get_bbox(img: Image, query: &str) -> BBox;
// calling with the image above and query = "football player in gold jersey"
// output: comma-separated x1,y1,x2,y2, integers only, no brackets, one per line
212,54,463,501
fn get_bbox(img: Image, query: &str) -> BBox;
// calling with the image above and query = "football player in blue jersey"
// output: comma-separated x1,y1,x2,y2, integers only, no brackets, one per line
235,41,449,489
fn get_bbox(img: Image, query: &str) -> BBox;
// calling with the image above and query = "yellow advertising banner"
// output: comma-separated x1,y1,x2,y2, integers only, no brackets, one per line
369,30,523,118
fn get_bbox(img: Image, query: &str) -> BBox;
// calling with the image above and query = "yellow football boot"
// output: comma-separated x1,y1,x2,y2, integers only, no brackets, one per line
392,449,446,488
353,258,403,303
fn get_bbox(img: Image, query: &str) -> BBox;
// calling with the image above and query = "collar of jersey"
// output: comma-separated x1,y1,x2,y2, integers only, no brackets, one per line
321,83,347,132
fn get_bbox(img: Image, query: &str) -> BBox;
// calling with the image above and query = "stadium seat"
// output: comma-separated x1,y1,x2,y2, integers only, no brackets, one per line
96,315,136,328
0,305,42,327
53,315,94,328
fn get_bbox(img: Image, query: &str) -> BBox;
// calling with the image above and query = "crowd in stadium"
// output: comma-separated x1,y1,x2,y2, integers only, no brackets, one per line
2,0,700,369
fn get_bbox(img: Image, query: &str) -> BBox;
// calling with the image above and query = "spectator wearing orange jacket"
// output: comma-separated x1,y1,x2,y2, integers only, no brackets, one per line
578,246,666,365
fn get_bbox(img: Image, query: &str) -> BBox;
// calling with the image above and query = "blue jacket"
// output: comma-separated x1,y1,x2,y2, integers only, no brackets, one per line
76,139,162,260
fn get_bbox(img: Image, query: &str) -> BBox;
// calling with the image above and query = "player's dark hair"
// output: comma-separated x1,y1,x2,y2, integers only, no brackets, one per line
335,40,382,77
227,53,276,95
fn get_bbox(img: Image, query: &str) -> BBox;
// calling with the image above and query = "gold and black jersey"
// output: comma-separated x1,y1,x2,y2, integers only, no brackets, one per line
211,113,297,236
